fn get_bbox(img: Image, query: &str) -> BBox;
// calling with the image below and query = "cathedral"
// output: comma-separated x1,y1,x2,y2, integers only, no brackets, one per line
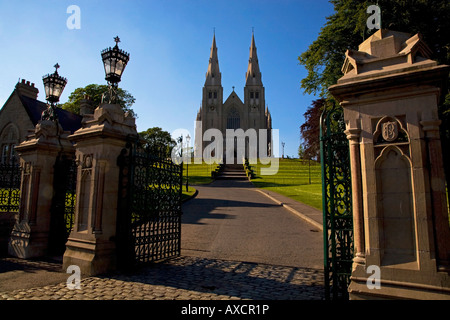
195,33,272,164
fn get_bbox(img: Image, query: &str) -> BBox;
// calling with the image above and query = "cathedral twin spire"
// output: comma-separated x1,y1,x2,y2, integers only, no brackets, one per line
205,32,262,87
246,33,262,86
205,34,221,86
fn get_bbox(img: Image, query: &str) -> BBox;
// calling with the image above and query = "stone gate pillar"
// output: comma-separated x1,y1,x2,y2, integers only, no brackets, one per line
62,103,137,276
329,29,450,299
8,120,73,258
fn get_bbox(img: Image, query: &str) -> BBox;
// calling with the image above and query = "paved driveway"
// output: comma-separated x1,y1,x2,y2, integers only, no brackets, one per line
0,179,325,300
182,179,323,269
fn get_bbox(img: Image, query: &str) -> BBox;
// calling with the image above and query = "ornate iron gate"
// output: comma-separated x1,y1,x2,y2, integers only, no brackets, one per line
320,105,354,300
49,154,77,255
0,157,21,256
0,157,21,213
117,138,183,269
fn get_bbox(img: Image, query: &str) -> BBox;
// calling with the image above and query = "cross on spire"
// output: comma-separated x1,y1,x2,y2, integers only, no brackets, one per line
114,36,121,46
54,63,60,73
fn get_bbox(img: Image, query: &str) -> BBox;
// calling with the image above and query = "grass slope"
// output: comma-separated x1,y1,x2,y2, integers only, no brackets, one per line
181,162,220,201
182,162,220,185
251,158,323,210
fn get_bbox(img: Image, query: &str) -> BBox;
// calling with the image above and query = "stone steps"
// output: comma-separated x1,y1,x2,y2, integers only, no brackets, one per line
215,164,248,180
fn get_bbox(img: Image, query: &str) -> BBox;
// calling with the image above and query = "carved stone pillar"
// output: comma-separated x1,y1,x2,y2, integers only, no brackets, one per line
344,126,365,267
62,103,137,276
329,29,450,299
420,112,450,270
8,120,73,258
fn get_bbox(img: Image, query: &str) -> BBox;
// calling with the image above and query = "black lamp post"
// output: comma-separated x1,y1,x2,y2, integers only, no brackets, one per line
101,36,130,104
41,63,67,121
186,134,191,192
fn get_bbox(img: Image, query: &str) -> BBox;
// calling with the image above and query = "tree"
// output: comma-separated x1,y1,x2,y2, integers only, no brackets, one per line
298,0,450,98
298,0,450,201
298,0,450,135
138,127,176,154
298,144,305,159
300,98,325,161
61,84,136,116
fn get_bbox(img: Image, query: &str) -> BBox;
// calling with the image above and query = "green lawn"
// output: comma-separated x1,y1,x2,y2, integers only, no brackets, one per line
182,161,220,185
181,185,197,202
250,158,323,210
181,161,220,202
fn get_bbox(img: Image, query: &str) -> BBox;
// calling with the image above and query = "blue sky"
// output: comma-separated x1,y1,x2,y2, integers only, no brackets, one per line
0,0,334,157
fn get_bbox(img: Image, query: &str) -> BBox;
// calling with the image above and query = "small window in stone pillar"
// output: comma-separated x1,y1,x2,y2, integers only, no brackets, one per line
255,91,259,99
208,92,212,99
214,91,217,99
250,92,254,99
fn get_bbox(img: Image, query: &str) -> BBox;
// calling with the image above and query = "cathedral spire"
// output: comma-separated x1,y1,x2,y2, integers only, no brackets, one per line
246,32,262,86
205,33,221,86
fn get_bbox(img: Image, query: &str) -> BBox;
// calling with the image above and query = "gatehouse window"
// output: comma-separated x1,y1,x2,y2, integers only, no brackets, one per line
1,145,10,164
0,123,19,165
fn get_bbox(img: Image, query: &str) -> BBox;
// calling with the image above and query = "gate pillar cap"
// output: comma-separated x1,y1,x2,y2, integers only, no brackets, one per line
69,103,137,142
15,120,73,154
329,29,449,104
338,29,441,83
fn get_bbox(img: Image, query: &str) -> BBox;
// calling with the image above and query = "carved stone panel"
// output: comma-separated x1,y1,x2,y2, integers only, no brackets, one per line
375,146,416,267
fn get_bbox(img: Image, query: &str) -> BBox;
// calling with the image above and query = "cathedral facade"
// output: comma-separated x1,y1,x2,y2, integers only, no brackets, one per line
195,33,272,164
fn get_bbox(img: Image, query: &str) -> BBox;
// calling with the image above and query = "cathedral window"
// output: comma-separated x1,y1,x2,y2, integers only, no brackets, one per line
214,91,217,99
250,92,254,99
255,91,259,99
208,92,212,99
227,107,240,130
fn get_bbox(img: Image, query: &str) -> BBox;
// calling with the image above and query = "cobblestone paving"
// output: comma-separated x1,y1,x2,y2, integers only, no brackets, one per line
0,256,324,300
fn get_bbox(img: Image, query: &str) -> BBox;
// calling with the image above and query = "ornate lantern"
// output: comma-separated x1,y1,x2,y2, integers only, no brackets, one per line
41,63,67,121
101,36,130,104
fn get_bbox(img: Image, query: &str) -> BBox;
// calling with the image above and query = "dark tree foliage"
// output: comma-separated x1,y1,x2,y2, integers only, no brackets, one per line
298,0,450,186
61,84,136,117
299,0,450,98
300,98,326,161
138,127,176,156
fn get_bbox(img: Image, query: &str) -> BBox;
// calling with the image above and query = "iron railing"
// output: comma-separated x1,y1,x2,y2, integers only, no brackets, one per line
320,105,354,300
0,157,21,213
117,138,183,269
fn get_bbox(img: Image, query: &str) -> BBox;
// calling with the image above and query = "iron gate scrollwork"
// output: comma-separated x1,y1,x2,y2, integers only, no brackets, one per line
320,105,354,300
0,157,21,256
117,137,183,269
0,157,21,214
